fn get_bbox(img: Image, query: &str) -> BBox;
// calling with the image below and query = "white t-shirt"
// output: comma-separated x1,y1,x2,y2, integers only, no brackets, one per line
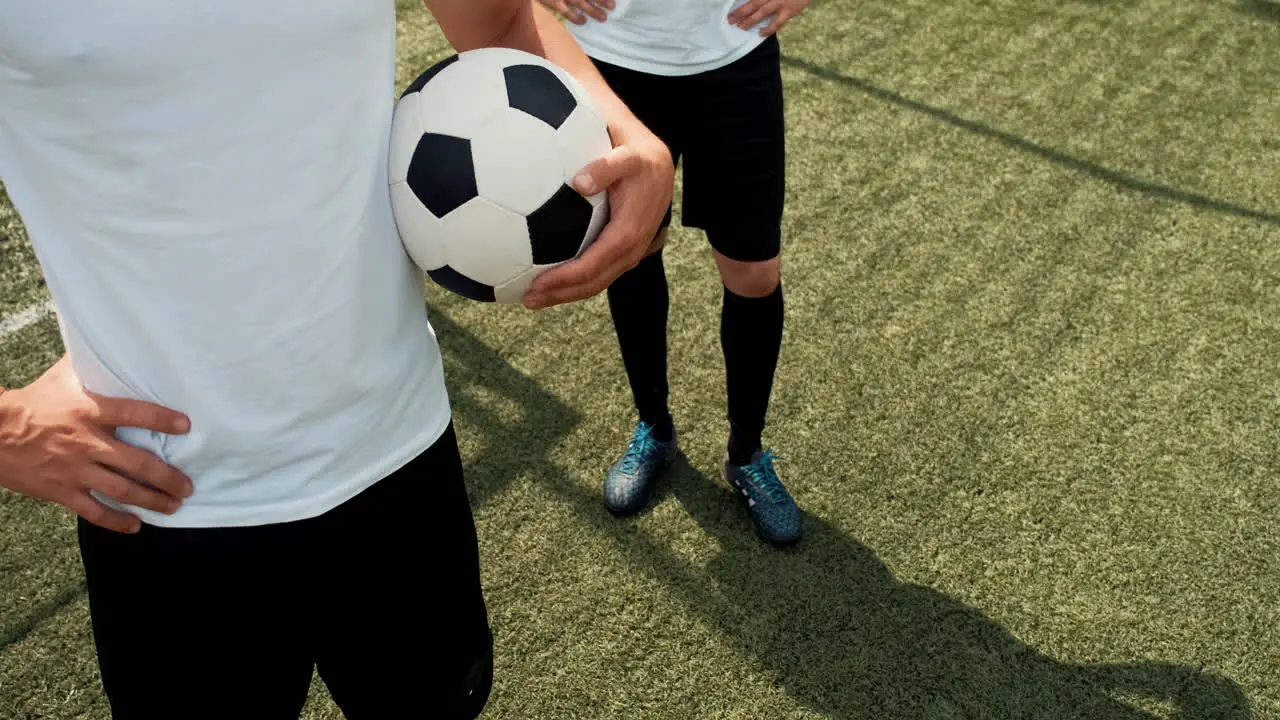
0,0,452,528
569,0,771,76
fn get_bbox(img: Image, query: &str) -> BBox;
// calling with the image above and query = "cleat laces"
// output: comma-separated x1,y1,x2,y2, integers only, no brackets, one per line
742,449,789,504
619,422,661,476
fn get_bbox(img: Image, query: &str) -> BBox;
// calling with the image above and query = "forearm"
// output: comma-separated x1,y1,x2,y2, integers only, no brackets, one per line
474,3,640,133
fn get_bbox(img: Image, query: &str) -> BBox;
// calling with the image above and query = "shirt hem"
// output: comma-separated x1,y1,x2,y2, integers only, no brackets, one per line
575,33,766,77
102,410,453,529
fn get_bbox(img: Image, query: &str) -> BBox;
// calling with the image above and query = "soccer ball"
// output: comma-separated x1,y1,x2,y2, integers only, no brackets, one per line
388,48,612,304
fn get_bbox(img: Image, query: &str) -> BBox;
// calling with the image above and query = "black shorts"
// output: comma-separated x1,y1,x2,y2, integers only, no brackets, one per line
592,36,786,263
77,423,493,720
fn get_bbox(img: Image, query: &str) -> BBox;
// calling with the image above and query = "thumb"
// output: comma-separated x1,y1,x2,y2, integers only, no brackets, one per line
571,145,639,197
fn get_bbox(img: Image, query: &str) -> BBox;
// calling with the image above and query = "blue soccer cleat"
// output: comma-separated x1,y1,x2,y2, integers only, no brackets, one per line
723,449,801,546
604,421,678,515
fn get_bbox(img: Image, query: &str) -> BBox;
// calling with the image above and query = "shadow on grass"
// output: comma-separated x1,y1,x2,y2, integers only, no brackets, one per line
433,309,1254,720
428,307,584,508
0,580,84,653
1236,0,1280,22
657,459,1253,719
780,56,1280,227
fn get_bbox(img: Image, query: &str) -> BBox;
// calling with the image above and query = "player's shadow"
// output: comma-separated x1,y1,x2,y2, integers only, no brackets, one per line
647,458,1254,720
779,56,1280,227
0,581,84,653
1236,0,1280,22
427,305,584,508
431,308,1253,719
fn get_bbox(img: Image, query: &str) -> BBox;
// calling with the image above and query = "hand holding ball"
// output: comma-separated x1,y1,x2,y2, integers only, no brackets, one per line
388,48,612,304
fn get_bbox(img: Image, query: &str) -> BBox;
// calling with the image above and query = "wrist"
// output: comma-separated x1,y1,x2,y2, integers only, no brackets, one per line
0,387,19,453
602,104,642,142
0,386,14,424
0,385,25,425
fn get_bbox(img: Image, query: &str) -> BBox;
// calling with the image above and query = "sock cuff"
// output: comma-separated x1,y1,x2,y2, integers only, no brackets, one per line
723,279,783,306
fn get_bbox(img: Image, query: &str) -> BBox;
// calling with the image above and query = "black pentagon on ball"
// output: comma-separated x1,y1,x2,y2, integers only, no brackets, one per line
406,133,478,218
504,64,577,130
427,265,496,303
527,184,594,266
401,54,459,98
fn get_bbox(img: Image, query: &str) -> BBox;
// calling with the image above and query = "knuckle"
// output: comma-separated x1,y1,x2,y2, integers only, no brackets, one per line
164,468,189,495
105,518,132,533
69,403,98,425
130,403,157,424
153,464,184,493
139,406,169,430
85,435,117,462
117,483,154,508
100,402,134,427
104,479,133,504
93,471,129,502
99,511,133,532
130,451,159,480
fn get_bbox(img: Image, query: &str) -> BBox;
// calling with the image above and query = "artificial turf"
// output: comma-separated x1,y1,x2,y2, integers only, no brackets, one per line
0,0,1276,717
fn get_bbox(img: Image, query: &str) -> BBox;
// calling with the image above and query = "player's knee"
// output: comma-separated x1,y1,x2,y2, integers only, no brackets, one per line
715,252,780,298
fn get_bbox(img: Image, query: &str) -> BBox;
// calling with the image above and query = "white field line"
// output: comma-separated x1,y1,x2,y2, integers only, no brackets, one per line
0,299,54,341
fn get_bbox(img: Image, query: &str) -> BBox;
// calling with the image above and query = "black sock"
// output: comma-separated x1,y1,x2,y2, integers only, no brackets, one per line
607,251,674,442
722,281,783,465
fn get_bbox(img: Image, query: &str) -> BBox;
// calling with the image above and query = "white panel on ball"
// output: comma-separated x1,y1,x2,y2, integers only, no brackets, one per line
438,197,534,286
555,105,612,207
472,108,565,216
388,93,424,185
493,267,541,305
415,59,508,140
389,181,446,271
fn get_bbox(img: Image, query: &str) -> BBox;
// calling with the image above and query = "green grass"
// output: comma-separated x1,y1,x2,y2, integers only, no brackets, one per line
1,0,1278,717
